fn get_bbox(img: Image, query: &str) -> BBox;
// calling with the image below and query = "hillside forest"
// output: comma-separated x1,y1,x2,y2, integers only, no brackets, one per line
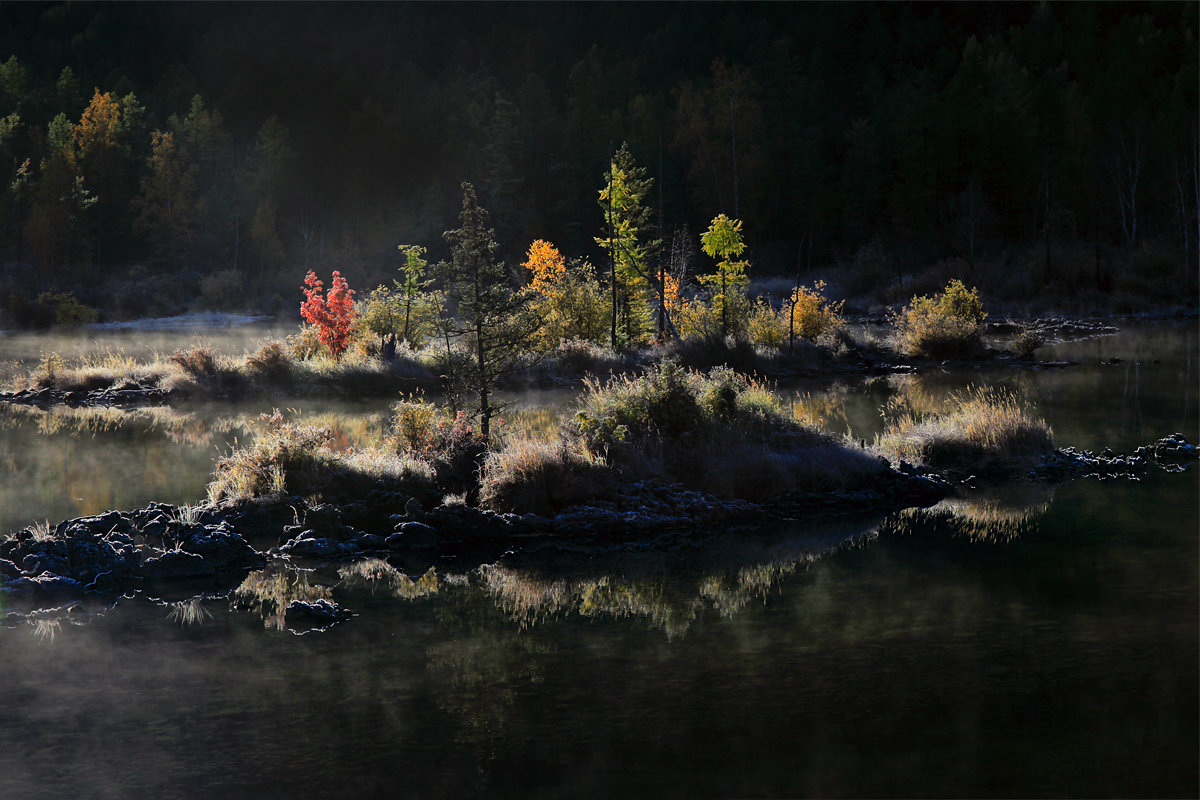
0,1,1195,329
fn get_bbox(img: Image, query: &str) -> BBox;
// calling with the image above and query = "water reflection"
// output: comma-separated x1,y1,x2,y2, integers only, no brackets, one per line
233,568,332,631
338,558,456,599
894,482,1055,543
166,598,213,627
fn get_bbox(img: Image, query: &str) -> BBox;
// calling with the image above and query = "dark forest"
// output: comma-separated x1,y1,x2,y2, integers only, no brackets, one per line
0,1,1195,324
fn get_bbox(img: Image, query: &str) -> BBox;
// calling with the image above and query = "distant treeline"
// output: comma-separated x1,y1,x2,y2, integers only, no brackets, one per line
0,1,1195,320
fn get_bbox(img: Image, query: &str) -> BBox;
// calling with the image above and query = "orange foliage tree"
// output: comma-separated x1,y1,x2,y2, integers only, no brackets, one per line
300,270,356,359
523,239,567,293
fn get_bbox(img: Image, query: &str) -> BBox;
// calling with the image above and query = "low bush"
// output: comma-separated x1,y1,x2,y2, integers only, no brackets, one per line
244,340,293,382
387,400,488,498
875,387,1054,474
35,291,98,328
783,280,844,342
170,345,220,377
200,269,245,311
746,298,785,346
891,279,987,359
1008,326,1045,359
523,338,630,381
30,352,68,389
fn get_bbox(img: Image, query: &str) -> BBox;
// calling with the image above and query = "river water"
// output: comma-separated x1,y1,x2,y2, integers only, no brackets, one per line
0,320,1195,798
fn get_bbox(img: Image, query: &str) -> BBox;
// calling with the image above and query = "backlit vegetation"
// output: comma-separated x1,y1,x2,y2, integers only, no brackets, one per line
875,386,1054,474
891,279,987,359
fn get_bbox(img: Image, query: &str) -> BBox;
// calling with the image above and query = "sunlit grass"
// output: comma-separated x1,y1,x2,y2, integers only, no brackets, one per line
875,386,1054,473
207,410,435,504
4,335,439,399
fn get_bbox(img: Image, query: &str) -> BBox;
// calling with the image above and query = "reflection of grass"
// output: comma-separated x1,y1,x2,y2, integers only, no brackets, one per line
478,556,825,638
234,568,332,631
30,618,62,642
893,483,1053,542
166,598,213,626
0,402,234,448
338,558,445,600
789,383,853,433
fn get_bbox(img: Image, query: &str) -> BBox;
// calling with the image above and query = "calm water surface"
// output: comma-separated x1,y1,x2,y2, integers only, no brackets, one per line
0,321,1195,798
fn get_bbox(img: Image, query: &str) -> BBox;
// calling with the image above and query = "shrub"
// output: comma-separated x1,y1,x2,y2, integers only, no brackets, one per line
783,280,844,341
355,284,442,352
300,270,357,359
170,345,219,377
676,291,752,341
200,269,245,310
535,338,627,377
245,340,293,381
571,361,702,453
31,352,68,389
391,394,441,452
208,409,434,503
521,242,613,348
565,362,877,498
387,401,488,498
1008,326,1045,359
891,279,987,359
747,297,785,346
35,291,97,328
208,410,335,502
286,326,323,360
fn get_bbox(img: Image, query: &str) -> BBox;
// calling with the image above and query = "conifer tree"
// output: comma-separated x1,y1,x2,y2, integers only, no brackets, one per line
436,182,538,441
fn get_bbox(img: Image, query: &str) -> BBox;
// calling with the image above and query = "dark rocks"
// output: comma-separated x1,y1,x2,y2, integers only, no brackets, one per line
2,572,84,599
284,599,352,632
0,385,169,408
389,521,438,550
140,550,216,580
1031,434,1198,481
179,522,263,570
280,535,360,559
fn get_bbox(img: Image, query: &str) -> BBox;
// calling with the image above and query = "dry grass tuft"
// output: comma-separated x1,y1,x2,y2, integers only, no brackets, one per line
875,387,1054,473
479,436,613,514
207,409,434,503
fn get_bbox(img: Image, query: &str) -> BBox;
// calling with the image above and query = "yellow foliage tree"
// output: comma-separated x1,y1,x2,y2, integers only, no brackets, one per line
522,239,607,349
524,239,567,294
784,280,844,344
74,90,120,158
698,214,749,337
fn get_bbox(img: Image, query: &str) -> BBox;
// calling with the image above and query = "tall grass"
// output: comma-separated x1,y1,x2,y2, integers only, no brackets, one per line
874,386,1054,472
207,409,434,503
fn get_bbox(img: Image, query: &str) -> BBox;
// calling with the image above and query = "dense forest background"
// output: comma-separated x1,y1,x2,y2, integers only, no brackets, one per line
0,1,1195,325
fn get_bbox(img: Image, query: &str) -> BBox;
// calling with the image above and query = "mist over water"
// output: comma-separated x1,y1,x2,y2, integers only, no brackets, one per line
0,320,1195,797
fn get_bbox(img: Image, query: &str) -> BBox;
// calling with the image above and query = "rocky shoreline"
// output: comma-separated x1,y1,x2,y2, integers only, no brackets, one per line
2,434,1193,628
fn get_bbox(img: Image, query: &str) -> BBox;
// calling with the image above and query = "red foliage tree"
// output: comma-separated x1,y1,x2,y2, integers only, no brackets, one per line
300,270,357,359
